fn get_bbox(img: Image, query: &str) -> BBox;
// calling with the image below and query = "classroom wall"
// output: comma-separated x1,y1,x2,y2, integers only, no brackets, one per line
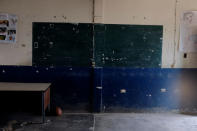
98,0,197,68
175,0,197,68
0,0,93,65
0,0,197,68
1,0,197,113
100,0,175,68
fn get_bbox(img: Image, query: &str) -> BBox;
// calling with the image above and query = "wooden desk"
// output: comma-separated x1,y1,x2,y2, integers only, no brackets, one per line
0,82,51,123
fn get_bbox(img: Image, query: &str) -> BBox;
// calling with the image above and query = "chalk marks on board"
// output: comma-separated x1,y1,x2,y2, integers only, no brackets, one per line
94,24,163,67
33,23,93,67
33,23,163,68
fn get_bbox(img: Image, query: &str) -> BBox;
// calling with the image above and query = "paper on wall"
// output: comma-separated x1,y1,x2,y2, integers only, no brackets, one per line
180,11,197,52
0,13,17,43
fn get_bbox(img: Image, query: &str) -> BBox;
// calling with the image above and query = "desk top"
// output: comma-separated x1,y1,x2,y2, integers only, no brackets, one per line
0,82,51,91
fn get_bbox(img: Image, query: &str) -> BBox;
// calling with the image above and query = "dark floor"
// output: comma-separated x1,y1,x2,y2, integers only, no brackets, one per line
1,112,197,131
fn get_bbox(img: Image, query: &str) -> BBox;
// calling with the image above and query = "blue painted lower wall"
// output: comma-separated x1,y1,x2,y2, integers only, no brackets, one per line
94,68,197,112
94,68,179,112
0,66,93,112
0,66,197,113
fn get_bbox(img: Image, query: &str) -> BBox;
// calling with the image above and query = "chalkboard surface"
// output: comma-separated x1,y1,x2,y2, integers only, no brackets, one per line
33,23,93,67
33,23,163,68
94,24,163,67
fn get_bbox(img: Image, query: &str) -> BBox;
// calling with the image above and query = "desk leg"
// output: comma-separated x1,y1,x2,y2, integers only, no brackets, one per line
42,92,45,123
46,88,51,112
48,99,51,112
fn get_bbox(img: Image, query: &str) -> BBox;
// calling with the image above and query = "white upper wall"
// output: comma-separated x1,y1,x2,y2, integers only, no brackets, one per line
102,0,176,68
0,0,197,68
0,0,93,65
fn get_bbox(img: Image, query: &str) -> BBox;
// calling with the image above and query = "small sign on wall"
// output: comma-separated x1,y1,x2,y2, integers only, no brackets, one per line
0,13,17,43
180,11,197,52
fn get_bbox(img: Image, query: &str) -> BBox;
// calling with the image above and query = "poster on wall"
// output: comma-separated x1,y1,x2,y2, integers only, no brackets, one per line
0,13,17,43
180,11,197,52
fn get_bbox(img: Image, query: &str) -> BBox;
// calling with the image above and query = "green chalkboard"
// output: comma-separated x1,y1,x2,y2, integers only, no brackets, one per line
33,23,93,67
94,24,163,67
33,23,163,68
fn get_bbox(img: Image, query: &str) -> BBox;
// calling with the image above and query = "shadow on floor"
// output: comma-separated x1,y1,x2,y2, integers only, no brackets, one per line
1,112,197,131
0,112,94,131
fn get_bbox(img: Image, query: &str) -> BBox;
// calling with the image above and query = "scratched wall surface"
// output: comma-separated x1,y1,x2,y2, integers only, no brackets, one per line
94,24,163,67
